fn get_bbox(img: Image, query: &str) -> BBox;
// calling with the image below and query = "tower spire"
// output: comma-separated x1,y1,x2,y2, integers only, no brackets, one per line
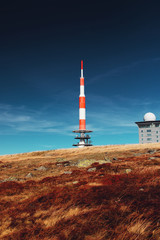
79,60,86,130
73,60,93,147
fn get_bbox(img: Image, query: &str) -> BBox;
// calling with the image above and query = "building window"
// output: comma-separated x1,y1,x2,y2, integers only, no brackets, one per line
157,136,159,138
140,125,150,128
157,140,159,142
156,131,158,134
147,130,151,132
147,138,152,141
141,130,143,132
147,134,151,136
155,124,159,127
141,134,143,137
142,138,143,141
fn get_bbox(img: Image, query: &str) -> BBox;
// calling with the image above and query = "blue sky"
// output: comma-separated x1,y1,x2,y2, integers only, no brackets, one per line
1,1,160,155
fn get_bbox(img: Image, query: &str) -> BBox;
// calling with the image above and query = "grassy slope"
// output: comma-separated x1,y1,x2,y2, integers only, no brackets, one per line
0,143,160,239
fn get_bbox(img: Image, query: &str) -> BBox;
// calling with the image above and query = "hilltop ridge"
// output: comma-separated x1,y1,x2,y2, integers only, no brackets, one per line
0,143,160,239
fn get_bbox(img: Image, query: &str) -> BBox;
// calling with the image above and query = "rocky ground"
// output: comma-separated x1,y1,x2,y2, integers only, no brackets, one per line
0,143,160,239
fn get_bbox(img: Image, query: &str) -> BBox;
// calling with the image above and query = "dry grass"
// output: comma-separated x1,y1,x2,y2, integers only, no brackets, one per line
128,219,151,235
0,143,160,239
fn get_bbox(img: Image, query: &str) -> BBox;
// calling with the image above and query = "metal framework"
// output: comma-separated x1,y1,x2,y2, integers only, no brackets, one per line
73,130,92,147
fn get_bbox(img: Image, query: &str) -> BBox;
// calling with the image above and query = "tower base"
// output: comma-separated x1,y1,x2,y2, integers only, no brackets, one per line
73,130,93,147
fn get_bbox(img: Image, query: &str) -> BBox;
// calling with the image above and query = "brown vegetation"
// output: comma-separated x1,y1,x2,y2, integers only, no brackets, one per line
0,143,160,239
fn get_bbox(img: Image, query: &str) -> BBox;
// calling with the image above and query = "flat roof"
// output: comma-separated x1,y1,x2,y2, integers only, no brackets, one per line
73,130,92,133
135,120,160,125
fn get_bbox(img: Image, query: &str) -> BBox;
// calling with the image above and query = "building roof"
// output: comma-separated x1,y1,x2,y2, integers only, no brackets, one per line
135,120,160,125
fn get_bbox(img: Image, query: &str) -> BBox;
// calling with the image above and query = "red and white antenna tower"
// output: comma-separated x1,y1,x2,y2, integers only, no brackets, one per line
73,60,92,147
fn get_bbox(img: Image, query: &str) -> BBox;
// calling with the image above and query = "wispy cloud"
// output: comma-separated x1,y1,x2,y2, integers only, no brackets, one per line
14,121,63,133
85,93,160,136
0,91,158,137
88,57,160,85
0,104,64,134
0,104,81,136
0,112,32,123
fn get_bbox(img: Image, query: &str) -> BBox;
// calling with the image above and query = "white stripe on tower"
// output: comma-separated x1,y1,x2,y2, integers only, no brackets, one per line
79,60,86,130
80,86,85,96
79,108,86,119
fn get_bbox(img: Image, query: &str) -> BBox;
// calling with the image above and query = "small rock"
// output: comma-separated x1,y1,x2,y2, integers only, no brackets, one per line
26,173,33,178
56,161,70,167
149,157,156,160
73,181,78,184
134,153,142,156
139,188,144,191
104,157,112,163
56,163,62,166
1,177,18,182
87,167,96,172
113,157,117,161
70,162,77,167
56,158,67,162
8,177,18,181
63,171,72,174
37,166,47,171
64,162,70,167
105,159,112,163
148,150,156,154
125,169,132,174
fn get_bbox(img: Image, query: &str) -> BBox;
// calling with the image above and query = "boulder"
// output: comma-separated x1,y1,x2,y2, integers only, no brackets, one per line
63,171,72,174
64,162,70,167
87,167,96,172
1,177,19,182
26,173,34,178
72,181,79,184
37,166,47,171
149,157,156,160
104,158,112,163
125,169,132,174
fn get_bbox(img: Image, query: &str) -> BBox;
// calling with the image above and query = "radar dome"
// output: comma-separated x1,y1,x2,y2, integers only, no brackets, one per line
143,112,156,121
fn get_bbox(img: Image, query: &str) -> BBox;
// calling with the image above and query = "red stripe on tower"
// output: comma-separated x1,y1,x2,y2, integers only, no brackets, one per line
79,119,86,130
80,78,84,86
79,96,85,108
81,60,83,70
79,60,86,130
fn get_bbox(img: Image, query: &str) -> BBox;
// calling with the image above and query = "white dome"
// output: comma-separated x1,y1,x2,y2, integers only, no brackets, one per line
143,112,156,121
